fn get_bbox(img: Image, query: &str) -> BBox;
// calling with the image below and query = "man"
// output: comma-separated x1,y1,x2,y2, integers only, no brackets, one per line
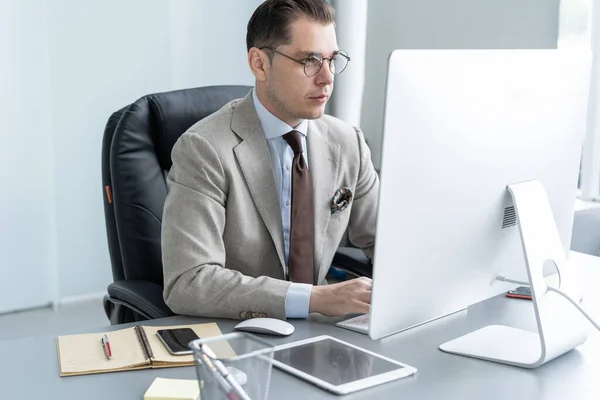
162,0,379,320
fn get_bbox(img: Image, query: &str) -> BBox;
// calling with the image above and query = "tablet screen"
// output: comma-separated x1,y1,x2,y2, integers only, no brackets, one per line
272,338,404,386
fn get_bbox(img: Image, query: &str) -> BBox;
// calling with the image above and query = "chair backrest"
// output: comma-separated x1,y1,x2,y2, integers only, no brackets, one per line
102,85,253,286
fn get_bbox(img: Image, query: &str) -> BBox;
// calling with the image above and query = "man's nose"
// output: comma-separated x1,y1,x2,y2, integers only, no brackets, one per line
315,61,334,85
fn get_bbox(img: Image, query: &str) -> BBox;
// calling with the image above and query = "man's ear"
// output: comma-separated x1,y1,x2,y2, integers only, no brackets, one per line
248,47,269,82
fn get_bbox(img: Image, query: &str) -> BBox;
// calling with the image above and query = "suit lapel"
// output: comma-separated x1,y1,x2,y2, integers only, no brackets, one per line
231,95,286,273
308,119,341,282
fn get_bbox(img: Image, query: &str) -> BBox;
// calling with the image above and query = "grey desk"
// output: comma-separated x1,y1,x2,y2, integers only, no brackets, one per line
2,252,600,399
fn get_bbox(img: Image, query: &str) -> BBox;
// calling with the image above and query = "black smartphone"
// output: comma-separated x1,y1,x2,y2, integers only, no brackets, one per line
155,328,200,355
506,286,532,300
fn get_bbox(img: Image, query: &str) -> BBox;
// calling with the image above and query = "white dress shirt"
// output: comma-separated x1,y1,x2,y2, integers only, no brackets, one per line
252,89,312,318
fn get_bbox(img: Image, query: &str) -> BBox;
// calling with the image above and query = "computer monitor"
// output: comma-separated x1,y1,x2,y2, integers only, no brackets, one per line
366,50,591,365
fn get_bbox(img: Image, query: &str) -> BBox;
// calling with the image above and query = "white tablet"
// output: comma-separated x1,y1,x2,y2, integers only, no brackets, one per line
270,335,417,395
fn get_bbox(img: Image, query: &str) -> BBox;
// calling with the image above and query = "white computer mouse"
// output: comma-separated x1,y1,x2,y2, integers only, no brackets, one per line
234,317,295,336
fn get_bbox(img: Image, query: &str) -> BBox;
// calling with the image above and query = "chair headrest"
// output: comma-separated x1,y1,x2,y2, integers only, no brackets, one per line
143,85,252,170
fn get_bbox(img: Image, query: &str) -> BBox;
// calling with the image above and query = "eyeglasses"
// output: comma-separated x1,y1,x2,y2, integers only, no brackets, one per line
261,47,350,77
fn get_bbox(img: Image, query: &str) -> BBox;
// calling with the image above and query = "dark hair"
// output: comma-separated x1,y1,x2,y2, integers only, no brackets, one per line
246,0,335,53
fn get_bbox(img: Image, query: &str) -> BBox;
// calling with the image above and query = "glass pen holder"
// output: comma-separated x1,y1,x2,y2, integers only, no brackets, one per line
189,332,275,400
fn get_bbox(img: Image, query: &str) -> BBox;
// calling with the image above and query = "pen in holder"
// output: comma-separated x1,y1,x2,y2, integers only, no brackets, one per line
190,332,275,400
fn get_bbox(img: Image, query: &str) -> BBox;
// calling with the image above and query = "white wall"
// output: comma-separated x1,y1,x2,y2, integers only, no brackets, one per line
329,0,368,127
361,0,561,168
0,0,55,312
170,0,261,89
1,0,261,310
47,0,173,300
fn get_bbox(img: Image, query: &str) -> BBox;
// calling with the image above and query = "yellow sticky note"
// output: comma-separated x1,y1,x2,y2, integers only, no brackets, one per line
143,377,200,400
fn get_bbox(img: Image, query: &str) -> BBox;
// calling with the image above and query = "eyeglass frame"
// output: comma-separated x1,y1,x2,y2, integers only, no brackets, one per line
260,47,351,77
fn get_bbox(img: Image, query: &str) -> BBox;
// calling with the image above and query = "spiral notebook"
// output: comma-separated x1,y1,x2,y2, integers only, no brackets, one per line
57,322,234,377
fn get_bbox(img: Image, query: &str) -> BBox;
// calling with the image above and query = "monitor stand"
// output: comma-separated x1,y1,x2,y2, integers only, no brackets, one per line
439,179,588,368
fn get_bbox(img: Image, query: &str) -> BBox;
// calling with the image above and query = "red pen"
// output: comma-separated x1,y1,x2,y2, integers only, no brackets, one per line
101,334,112,359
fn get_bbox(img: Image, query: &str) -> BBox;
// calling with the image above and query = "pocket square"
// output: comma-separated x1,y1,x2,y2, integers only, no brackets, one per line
331,187,353,215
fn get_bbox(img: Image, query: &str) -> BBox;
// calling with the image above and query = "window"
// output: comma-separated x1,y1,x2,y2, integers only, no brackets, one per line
559,0,596,202
558,0,592,50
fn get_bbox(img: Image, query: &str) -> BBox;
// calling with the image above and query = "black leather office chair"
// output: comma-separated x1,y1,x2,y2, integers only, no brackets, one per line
102,85,371,325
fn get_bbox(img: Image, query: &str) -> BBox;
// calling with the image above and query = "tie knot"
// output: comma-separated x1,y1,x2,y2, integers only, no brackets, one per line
283,130,303,155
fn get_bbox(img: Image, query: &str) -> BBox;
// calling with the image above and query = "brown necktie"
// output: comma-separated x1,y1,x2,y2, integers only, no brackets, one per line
283,130,315,284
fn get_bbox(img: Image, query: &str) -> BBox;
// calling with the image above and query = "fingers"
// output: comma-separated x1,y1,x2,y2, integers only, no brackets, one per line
353,301,370,314
321,277,372,316
355,277,372,293
357,289,371,304
348,276,371,289
347,277,372,303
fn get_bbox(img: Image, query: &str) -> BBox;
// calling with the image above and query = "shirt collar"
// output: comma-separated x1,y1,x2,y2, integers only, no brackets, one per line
252,89,308,140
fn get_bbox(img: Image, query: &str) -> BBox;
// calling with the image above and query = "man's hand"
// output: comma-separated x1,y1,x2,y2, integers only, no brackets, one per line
309,277,372,317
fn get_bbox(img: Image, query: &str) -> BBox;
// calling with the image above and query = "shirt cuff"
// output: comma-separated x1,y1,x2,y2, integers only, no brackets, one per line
285,283,313,318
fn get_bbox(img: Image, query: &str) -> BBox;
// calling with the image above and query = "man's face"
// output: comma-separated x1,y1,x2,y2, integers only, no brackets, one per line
264,17,338,126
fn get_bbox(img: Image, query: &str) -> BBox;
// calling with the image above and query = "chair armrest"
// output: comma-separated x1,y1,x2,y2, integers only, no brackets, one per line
332,247,373,278
107,280,175,320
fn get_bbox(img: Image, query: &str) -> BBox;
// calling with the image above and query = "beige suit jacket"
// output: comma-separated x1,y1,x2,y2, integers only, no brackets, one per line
162,93,379,320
